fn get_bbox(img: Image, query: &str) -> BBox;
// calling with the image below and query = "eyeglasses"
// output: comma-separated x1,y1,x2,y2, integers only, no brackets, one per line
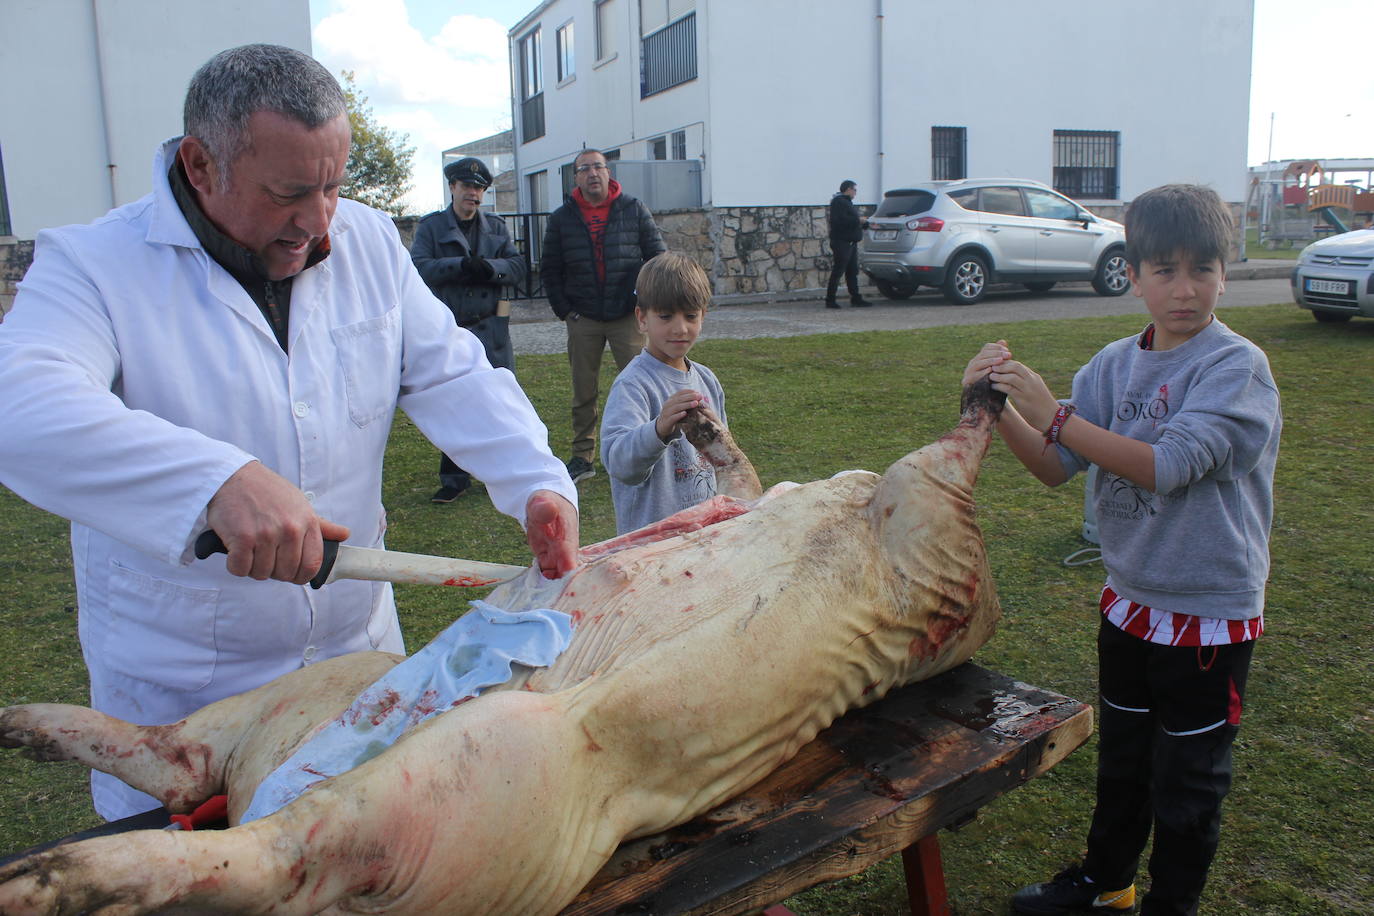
575,163,610,173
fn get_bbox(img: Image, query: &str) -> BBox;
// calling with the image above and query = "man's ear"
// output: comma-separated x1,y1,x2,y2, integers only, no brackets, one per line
178,136,218,196
1126,262,1141,297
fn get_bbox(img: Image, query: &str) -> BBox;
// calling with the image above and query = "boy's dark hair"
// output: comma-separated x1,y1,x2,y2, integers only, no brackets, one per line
839,179,857,193
1124,184,1234,269
636,253,712,313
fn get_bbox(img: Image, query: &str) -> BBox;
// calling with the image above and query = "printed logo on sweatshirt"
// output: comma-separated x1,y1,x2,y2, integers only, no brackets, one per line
1115,385,1170,425
1097,471,1158,521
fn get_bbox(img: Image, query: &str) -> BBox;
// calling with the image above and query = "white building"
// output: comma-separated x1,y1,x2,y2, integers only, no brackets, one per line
0,0,311,241
508,0,1254,214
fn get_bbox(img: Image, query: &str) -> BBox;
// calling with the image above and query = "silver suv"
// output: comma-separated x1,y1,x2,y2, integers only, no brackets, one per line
859,178,1129,305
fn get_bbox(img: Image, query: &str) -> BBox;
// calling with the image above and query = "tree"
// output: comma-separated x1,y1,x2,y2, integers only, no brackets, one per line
339,71,415,216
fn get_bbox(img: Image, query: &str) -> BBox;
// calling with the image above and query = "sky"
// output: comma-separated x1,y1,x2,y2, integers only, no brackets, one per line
309,0,1374,215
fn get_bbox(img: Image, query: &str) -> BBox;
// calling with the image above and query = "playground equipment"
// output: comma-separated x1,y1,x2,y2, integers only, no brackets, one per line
1247,158,1374,249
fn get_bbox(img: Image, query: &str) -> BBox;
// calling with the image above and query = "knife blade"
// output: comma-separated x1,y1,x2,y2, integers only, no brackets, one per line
193,532,527,589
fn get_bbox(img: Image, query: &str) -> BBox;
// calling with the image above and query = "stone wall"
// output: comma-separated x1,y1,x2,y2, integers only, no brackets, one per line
653,205,842,298
0,238,35,319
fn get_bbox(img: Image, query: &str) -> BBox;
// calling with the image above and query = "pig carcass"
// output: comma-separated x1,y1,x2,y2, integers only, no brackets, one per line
0,381,1006,916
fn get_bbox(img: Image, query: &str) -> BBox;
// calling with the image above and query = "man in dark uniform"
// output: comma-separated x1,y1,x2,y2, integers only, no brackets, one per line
412,156,529,503
825,179,871,309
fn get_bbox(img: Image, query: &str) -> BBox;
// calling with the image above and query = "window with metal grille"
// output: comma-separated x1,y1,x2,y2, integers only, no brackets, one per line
650,137,667,160
931,126,966,181
519,28,545,142
671,130,686,160
595,0,615,60
640,9,696,98
556,22,575,82
1053,130,1119,199
0,144,10,237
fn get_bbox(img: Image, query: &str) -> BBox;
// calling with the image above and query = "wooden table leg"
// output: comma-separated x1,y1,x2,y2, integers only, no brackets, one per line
901,834,950,916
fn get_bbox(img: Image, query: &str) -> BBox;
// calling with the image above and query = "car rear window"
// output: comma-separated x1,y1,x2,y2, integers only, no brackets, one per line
875,190,936,218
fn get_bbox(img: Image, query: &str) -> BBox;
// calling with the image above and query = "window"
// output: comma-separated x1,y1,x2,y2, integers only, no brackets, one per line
1024,187,1079,221
519,28,545,142
527,169,548,212
0,144,11,237
556,22,575,82
650,137,667,160
603,148,621,161
640,1,696,97
595,0,615,61
931,126,966,181
671,129,686,160
560,161,576,198
1053,130,1119,199
977,187,1026,217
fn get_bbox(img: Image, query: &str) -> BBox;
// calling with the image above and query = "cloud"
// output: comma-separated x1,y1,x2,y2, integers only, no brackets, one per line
314,0,513,213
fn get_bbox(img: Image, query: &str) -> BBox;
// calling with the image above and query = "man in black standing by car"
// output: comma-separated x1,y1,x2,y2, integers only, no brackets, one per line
825,179,871,309
541,148,666,484
412,156,529,503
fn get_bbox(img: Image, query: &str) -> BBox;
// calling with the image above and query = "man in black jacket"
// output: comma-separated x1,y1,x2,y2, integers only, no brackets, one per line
412,156,528,503
825,179,871,309
541,148,666,483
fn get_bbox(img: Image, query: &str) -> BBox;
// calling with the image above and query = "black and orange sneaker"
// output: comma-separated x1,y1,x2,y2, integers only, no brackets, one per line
1012,864,1136,914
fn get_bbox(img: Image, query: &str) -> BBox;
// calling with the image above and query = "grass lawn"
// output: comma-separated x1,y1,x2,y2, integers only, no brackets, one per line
1,303,1370,914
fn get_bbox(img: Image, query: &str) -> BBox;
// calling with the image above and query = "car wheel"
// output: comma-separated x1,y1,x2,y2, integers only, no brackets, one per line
875,279,919,300
943,254,988,305
1092,249,1129,297
1024,281,1056,293
1312,310,1352,323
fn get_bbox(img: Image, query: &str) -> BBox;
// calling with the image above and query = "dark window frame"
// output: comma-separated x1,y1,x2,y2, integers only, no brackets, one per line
556,21,575,82
519,28,545,143
931,126,967,181
671,129,686,160
1053,129,1120,200
595,0,614,60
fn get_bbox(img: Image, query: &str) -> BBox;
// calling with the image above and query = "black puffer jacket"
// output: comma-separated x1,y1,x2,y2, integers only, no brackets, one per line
828,192,864,243
411,207,526,370
541,187,666,321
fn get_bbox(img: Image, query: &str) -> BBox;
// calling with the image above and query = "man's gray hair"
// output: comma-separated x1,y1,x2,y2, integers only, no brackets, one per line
184,44,347,188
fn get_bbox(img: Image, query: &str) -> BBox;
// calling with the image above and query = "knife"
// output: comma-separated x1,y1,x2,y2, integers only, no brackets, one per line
193,532,527,589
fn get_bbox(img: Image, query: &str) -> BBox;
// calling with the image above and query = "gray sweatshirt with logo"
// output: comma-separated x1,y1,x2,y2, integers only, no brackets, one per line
600,350,728,535
1055,319,1282,619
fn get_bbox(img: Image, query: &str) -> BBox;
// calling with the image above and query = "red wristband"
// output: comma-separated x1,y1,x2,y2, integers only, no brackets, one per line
1043,404,1077,448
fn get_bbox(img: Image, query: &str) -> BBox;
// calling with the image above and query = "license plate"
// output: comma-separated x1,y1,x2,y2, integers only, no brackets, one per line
1305,278,1350,295
872,230,896,241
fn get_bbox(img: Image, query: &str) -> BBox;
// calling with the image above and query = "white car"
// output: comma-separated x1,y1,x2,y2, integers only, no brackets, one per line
860,178,1129,305
1291,228,1374,323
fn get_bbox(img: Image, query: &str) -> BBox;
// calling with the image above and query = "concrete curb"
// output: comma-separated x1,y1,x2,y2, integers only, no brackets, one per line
510,261,1294,324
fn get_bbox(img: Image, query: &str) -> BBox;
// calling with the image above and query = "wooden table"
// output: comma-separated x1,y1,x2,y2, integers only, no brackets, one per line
559,663,1092,916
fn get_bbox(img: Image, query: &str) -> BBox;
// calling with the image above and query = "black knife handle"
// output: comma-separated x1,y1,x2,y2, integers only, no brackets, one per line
193,530,339,590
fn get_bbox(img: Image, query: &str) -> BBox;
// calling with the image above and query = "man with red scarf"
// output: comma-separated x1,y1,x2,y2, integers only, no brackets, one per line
541,148,666,484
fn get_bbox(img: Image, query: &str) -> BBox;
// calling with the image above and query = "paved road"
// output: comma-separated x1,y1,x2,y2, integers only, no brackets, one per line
511,276,1295,356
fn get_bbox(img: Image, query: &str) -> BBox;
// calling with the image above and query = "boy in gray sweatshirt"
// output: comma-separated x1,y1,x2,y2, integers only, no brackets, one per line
965,185,1281,916
600,253,734,534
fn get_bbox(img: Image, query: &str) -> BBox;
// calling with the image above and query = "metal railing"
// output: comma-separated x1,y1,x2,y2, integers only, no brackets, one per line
641,13,697,98
496,211,551,299
521,93,545,143
1053,130,1119,199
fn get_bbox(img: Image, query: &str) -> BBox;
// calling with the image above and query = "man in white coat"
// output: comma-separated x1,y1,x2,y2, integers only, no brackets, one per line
0,44,579,820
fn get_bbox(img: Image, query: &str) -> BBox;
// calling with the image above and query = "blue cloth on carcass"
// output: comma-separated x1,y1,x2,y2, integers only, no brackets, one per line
242,596,572,823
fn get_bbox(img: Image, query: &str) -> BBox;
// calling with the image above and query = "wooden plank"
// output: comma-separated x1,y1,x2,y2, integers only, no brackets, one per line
560,664,1092,916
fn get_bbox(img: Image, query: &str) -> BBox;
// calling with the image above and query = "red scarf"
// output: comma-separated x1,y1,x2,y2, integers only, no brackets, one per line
573,180,622,284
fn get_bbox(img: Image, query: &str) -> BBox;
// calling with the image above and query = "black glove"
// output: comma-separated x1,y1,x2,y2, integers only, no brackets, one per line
463,257,496,282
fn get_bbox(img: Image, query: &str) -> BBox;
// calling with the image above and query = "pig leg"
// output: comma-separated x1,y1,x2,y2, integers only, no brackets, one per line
0,688,624,916
0,704,221,814
0,652,401,816
680,405,763,500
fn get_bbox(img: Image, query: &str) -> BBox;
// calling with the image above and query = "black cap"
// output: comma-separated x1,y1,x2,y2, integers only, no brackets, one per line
444,157,492,189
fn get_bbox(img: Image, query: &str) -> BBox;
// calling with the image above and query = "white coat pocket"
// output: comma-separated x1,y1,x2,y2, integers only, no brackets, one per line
103,561,220,691
330,307,402,428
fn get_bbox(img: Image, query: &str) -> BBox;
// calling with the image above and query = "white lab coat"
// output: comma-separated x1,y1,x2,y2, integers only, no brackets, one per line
0,138,576,819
